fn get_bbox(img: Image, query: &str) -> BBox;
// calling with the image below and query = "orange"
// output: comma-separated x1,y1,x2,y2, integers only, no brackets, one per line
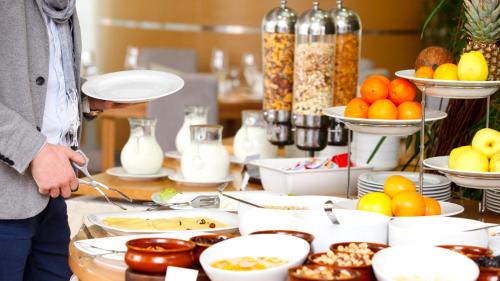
368,74,391,86
357,192,393,217
415,66,434,79
367,99,398,120
391,191,426,217
423,197,442,216
360,76,389,104
397,101,422,120
344,98,370,118
383,175,417,198
388,78,417,105
433,63,459,80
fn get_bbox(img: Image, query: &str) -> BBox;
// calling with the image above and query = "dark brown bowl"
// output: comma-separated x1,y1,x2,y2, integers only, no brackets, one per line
308,252,375,281
189,233,239,265
125,238,195,274
478,266,500,281
438,245,493,260
288,264,361,281
330,242,388,255
250,230,315,245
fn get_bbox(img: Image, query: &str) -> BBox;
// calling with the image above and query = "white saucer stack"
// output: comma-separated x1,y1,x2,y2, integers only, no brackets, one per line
357,172,452,201
485,190,500,214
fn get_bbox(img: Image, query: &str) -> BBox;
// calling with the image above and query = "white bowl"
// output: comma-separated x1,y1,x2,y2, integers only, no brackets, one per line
250,158,373,196
237,195,390,252
488,226,500,255
389,216,489,247
373,246,479,281
200,234,309,281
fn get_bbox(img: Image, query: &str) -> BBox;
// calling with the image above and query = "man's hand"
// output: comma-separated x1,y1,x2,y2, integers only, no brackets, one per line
88,97,129,111
31,144,85,198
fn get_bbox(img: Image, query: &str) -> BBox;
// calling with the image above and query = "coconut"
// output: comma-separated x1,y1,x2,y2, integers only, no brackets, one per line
415,46,454,70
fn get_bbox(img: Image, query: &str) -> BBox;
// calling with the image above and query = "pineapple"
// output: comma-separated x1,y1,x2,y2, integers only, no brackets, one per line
463,0,500,80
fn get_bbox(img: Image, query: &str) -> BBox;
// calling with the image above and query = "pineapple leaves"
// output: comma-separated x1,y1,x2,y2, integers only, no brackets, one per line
421,0,450,39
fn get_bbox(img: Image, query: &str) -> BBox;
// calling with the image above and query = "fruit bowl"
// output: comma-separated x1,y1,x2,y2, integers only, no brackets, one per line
324,106,447,136
395,69,500,99
424,156,500,189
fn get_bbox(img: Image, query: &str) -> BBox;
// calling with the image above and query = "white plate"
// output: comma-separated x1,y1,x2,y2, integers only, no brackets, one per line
334,199,464,217
424,156,500,189
106,167,173,181
151,191,285,211
359,172,451,187
87,209,239,235
324,106,447,136
358,186,451,196
358,183,451,193
82,70,184,103
168,174,234,186
396,69,500,99
165,150,244,165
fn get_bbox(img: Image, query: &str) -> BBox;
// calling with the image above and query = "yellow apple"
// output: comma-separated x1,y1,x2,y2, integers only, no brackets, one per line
357,192,392,217
471,128,500,158
449,145,472,169
454,149,489,172
490,154,500,172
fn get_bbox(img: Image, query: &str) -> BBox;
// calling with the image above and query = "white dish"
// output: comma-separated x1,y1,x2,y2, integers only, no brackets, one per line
487,226,500,255
358,185,451,196
82,70,184,103
87,209,239,235
200,234,310,281
359,171,451,187
151,191,285,211
373,246,479,281
424,156,500,189
389,216,489,247
324,106,447,136
168,174,234,186
105,167,173,181
250,157,373,196
237,194,390,252
396,69,500,99
334,199,463,217
165,150,244,165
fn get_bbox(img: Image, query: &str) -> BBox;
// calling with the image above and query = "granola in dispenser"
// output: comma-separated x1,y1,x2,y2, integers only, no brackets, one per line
334,34,359,106
263,32,295,111
293,42,335,115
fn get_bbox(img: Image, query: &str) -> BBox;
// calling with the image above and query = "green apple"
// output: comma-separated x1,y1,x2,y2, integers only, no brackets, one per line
454,149,489,172
490,154,500,172
471,128,500,158
449,145,472,169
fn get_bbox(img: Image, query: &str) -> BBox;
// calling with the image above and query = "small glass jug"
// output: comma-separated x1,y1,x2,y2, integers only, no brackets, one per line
120,118,164,175
175,105,209,154
233,110,277,160
181,125,230,181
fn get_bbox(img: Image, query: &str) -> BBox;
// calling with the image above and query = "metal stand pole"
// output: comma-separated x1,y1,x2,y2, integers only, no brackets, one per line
418,88,426,195
346,129,352,199
480,95,491,215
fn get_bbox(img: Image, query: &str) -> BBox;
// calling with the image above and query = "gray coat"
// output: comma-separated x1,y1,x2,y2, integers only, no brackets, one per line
0,0,81,219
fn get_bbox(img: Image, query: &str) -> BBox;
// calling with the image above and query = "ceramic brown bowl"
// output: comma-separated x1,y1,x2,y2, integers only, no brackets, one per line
125,238,195,274
190,233,239,265
288,264,361,281
330,242,388,255
478,266,500,281
438,245,493,260
250,230,315,245
308,252,375,281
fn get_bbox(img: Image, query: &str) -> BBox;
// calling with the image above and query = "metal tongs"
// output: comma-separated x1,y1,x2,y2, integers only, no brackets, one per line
73,149,133,210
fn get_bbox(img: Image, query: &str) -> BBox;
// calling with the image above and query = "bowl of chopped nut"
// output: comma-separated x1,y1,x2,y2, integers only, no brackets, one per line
288,264,361,281
330,242,388,256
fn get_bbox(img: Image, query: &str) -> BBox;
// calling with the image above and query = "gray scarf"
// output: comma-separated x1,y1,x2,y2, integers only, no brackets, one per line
42,0,80,146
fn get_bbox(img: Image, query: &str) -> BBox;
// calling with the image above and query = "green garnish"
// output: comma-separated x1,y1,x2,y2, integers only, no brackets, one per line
159,187,179,201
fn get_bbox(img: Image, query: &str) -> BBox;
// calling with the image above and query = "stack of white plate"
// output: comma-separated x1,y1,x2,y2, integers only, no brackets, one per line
486,190,500,214
358,172,452,201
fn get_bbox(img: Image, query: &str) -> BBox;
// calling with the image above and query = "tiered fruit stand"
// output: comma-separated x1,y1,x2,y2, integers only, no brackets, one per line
325,70,500,214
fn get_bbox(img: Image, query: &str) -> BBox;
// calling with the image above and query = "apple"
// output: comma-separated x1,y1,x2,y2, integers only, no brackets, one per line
449,145,472,169
471,128,500,158
491,153,500,172
454,149,489,172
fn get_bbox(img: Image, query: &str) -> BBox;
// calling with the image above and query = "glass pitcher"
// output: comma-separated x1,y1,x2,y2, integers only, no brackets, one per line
120,118,164,175
181,125,229,182
175,105,209,154
233,110,277,160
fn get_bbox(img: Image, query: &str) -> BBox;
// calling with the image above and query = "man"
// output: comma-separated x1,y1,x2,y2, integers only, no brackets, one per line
0,0,121,280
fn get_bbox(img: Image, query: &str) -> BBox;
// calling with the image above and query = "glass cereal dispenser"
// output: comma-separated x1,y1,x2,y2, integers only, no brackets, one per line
331,0,362,107
262,0,297,146
292,1,335,153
